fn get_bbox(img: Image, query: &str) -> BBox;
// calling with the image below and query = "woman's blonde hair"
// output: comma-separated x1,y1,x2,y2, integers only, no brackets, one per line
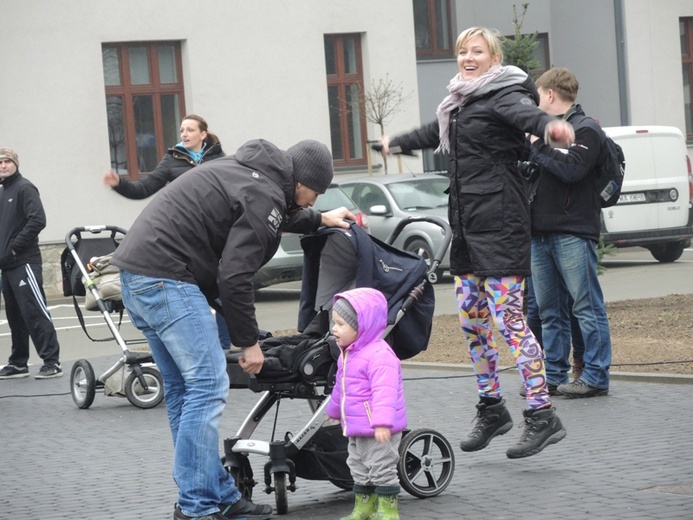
454,27,504,63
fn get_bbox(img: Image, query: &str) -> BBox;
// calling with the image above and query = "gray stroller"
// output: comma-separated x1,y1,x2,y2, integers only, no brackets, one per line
62,225,164,410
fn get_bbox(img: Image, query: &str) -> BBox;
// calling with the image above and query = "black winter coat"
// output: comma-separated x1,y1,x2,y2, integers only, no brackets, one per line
389,78,556,276
0,172,46,269
113,141,225,199
111,139,323,347
528,104,604,242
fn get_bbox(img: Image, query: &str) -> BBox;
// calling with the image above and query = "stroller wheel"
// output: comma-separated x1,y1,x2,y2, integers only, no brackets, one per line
124,366,164,409
397,428,455,498
70,359,96,409
273,473,288,515
224,454,254,501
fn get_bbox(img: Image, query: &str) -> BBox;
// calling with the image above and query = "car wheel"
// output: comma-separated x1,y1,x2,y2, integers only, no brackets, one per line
406,238,442,283
649,242,685,263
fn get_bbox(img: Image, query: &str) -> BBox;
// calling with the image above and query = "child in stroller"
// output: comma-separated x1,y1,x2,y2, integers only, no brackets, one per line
224,218,455,515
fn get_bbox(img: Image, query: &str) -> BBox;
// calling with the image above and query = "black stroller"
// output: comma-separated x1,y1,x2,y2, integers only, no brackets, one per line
62,225,164,410
224,217,454,515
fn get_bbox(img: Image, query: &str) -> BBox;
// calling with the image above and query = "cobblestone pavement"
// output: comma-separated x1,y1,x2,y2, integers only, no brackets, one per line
2,356,692,519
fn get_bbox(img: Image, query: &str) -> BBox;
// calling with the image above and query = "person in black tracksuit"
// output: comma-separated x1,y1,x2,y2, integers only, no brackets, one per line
111,138,355,519
379,27,573,460
0,147,62,380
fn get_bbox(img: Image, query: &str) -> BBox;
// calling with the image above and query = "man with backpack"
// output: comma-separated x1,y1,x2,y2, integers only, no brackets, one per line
526,67,613,398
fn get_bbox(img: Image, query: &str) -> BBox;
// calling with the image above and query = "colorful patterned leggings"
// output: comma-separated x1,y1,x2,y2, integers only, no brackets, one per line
455,274,550,409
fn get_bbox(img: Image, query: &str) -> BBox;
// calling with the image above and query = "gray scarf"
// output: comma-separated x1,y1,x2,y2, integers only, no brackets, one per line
435,65,528,153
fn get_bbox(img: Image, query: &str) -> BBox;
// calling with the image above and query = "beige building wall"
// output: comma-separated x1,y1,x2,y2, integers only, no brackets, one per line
0,0,422,247
622,0,693,131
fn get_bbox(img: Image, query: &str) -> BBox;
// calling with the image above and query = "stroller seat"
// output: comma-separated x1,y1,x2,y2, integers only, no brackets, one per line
226,311,338,394
226,223,436,393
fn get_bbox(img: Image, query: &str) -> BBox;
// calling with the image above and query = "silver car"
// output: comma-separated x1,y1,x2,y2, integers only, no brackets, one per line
339,173,451,282
254,184,369,288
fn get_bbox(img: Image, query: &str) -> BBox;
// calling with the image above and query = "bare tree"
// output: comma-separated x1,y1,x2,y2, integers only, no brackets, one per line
360,75,413,174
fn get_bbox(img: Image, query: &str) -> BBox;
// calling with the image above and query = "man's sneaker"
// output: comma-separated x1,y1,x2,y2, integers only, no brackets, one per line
518,383,560,398
173,504,225,519
218,497,273,519
506,406,567,459
0,364,30,379
459,400,513,452
557,379,608,399
35,363,63,379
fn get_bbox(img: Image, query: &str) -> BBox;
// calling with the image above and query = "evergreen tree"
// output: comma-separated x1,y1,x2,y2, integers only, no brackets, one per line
503,3,540,75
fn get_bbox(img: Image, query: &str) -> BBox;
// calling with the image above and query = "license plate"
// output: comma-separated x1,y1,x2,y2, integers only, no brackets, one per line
618,192,646,203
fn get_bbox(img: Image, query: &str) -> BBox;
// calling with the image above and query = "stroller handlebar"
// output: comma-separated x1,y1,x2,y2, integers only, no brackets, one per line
385,216,452,273
64,225,128,251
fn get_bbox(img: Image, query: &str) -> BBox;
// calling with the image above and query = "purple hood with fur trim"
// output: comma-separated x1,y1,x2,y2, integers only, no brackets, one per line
325,287,407,437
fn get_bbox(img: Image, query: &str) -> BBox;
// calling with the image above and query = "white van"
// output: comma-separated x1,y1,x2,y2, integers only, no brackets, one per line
601,126,693,262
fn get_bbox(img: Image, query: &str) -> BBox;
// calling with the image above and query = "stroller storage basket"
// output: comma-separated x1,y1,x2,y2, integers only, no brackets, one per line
290,424,351,485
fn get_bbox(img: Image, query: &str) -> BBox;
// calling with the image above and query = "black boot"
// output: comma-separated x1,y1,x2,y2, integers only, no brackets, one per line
506,406,567,459
459,399,513,452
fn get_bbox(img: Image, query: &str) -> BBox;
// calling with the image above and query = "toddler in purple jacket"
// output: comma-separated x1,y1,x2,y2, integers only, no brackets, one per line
325,287,406,520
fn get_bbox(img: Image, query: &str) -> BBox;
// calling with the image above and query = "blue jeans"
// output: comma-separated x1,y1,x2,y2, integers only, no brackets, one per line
215,310,232,350
531,235,611,388
526,275,585,360
120,270,240,517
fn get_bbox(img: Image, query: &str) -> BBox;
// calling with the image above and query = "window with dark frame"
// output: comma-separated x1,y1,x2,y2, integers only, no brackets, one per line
414,0,453,59
529,33,550,77
681,18,693,140
325,34,368,168
102,41,186,179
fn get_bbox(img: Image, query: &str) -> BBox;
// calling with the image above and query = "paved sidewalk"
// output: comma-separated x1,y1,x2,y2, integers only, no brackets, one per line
1,356,692,519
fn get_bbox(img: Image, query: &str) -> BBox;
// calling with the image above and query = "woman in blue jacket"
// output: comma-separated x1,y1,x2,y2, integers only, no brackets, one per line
103,114,232,347
103,114,225,199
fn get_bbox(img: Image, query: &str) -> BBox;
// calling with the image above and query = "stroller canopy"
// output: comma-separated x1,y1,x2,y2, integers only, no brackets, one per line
298,223,435,360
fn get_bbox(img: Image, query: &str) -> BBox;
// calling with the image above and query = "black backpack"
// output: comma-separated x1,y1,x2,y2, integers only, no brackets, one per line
596,134,626,207
570,112,626,208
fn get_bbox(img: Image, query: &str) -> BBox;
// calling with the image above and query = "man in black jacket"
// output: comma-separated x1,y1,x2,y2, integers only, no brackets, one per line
112,138,354,520
527,68,612,399
0,147,63,380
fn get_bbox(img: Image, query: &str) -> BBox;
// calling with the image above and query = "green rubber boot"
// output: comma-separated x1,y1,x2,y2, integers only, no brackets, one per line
340,488,377,520
372,493,400,520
